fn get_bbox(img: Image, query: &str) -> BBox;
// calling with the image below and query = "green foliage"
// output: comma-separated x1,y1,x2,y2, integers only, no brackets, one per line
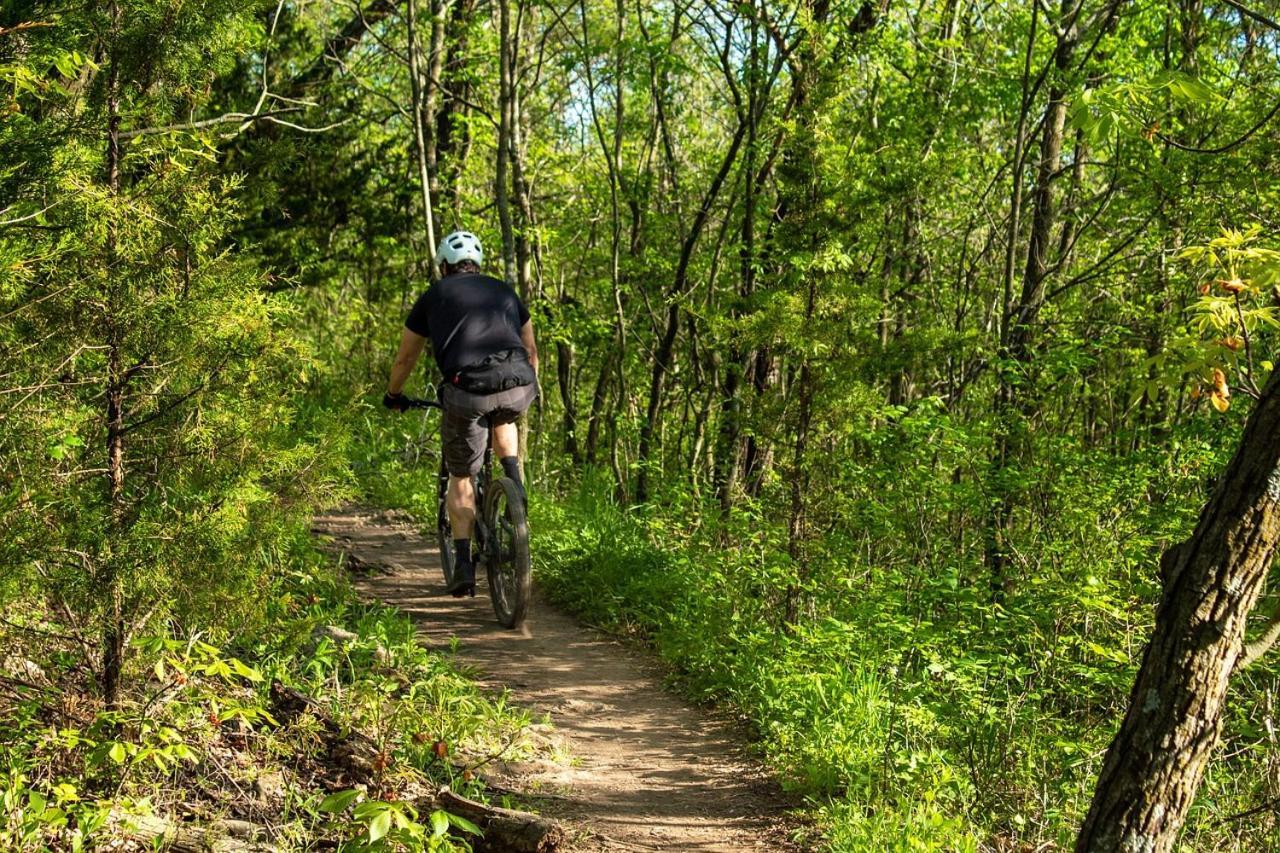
532,408,1279,849
318,790,482,851
8,0,1280,848
0,0,345,701
0,527,543,850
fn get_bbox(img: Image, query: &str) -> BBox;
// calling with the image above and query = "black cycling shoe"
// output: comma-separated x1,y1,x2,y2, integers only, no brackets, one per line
445,564,476,598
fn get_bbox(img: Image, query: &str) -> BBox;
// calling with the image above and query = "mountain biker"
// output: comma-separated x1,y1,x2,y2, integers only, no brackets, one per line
383,230,538,598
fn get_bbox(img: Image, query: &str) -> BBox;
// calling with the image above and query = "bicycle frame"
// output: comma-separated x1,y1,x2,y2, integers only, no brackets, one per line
403,395,496,570
400,392,531,628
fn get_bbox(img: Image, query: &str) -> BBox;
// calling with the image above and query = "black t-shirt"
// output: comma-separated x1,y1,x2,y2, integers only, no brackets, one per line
405,273,531,378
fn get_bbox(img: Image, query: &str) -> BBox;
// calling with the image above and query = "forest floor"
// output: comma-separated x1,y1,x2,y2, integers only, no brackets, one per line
311,506,802,852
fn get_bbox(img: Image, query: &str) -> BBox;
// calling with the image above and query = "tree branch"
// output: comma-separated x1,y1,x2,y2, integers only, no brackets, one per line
1221,0,1280,33
1156,97,1280,155
1239,597,1280,668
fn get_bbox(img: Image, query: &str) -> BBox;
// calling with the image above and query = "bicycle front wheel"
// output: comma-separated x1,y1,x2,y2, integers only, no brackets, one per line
484,477,531,629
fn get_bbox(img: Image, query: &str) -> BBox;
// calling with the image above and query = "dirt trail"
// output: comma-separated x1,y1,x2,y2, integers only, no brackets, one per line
311,507,799,852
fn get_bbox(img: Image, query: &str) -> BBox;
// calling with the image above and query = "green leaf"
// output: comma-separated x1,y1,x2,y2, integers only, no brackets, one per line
430,809,449,838
447,812,483,835
318,789,361,814
230,658,263,682
107,742,127,764
368,809,392,843
1167,71,1216,103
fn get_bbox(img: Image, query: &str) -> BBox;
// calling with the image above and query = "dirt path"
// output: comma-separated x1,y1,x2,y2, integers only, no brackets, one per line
311,506,799,852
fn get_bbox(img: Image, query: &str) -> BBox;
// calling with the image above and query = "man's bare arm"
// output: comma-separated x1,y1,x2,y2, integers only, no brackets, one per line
387,328,428,395
520,320,539,375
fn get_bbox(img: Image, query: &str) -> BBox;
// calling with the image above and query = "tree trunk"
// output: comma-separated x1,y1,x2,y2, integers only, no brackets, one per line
119,814,272,852
556,293,581,463
743,349,777,497
436,0,476,223
102,346,126,708
1076,368,1280,850
101,1,126,709
714,352,746,512
584,347,615,465
434,789,564,853
423,0,450,206
495,0,517,285
784,340,815,628
557,338,580,463
634,94,747,503
987,0,1078,597
508,4,537,301
406,0,438,263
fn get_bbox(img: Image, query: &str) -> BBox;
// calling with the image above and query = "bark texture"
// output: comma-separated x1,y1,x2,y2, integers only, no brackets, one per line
1076,369,1280,851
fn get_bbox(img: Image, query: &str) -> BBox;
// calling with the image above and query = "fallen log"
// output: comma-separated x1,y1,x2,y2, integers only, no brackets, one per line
269,683,563,851
117,813,272,852
434,787,564,853
269,682,382,779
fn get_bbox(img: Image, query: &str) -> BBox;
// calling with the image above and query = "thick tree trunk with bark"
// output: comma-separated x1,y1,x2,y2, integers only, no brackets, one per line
1076,369,1280,850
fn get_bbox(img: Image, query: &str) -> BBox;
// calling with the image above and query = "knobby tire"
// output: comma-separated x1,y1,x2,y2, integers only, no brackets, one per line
485,476,531,629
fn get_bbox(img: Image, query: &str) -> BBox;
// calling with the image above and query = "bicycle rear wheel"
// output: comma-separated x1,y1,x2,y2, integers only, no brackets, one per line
436,459,455,586
484,477,530,629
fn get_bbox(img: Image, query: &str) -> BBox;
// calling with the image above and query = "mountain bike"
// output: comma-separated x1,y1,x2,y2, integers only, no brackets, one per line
401,396,532,629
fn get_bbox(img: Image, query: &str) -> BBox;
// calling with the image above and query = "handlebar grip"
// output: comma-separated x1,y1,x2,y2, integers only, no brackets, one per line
400,397,443,410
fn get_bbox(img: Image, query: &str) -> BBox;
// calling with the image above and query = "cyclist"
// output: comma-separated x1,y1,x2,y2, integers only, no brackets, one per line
383,231,538,598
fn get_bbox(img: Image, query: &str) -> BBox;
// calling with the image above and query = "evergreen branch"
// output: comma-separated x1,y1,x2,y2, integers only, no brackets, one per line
0,284,75,321
0,202,63,228
117,108,301,139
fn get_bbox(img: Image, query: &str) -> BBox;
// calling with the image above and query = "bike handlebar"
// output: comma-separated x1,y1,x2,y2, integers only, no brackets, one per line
398,397,443,410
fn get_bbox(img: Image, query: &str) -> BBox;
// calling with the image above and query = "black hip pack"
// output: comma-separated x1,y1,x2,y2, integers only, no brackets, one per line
450,348,536,394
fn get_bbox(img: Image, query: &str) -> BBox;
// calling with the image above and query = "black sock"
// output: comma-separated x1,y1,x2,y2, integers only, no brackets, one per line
500,456,523,489
449,538,474,597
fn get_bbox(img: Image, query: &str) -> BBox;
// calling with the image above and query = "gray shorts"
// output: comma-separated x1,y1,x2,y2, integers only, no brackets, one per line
441,383,537,476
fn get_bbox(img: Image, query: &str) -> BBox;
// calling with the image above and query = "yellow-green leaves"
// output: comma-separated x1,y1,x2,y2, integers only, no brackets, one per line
1178,226,1280,409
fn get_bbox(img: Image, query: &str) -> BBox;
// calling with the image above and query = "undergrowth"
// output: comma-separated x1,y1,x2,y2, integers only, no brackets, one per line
0,524,546,851
531,419,1280,851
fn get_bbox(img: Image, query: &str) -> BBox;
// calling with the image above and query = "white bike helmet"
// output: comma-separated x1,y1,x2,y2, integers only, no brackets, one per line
435,230,484,270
